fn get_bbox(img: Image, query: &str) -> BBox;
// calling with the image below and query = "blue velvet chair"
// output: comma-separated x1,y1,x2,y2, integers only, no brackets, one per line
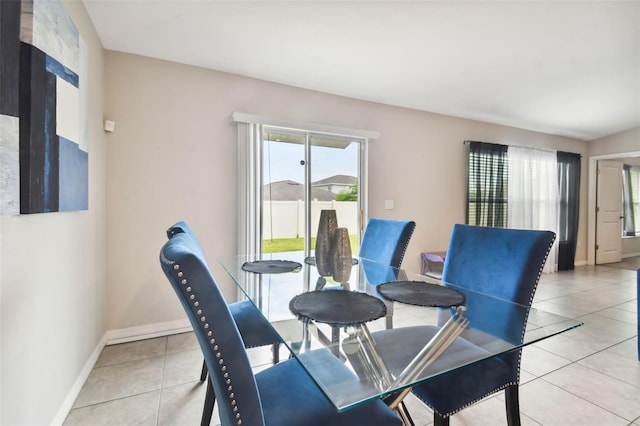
166,222,281,425
408,224,556,426
159,229,402,426
359,218,416,268
359,218,416,329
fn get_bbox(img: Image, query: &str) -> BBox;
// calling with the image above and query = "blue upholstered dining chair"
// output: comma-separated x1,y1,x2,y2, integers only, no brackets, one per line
409,224,556,426
166,222,281,425
159,229,403,426
359,218,416,269
359,218,416,328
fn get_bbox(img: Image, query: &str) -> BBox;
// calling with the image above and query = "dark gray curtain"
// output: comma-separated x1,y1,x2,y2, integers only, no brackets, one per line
622,165,636,236
557,151,581,270
466,141,508,228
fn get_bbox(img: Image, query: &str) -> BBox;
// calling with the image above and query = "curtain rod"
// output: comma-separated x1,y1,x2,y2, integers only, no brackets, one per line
463,140,582,157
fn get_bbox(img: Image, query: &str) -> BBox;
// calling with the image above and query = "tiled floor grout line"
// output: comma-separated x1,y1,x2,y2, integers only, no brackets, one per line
533,375,632,424
154,336,169,426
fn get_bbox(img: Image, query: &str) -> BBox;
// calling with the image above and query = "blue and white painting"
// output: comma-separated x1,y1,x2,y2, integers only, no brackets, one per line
0,0,87,215
0,0,21,215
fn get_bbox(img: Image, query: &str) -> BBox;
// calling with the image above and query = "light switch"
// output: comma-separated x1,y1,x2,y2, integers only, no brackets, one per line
104,120,116,132
384,199,394,210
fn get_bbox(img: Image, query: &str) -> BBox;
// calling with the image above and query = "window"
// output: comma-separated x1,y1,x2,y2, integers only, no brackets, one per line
466,141,508,227
466,141,581,270
622,165,639,236
261,128,362,254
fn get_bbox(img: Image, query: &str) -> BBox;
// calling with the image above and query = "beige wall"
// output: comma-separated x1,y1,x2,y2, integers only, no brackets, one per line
105,51,591,333
0,2,106,425
589,127,640,157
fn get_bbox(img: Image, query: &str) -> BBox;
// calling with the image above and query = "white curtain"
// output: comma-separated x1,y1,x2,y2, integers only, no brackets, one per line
508,146,559,273
235,121,263,259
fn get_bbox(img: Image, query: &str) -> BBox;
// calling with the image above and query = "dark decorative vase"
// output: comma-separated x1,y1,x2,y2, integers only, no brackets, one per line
331,227,352,283
315,209,338,276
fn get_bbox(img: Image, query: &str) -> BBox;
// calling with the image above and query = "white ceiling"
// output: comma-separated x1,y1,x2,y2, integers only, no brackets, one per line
82,0,640,141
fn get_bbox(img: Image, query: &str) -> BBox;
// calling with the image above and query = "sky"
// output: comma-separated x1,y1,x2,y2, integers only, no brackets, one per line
262,140,359,184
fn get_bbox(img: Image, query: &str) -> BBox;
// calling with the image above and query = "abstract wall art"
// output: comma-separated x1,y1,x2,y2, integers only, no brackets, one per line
0,0,88,215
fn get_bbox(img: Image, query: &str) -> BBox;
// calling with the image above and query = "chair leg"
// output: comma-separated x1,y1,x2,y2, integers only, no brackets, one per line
433,412,450,426
386,299,395,329
396,401,415,426
199,360,208,382
330,326,341,357
201,377,216,426
200,340,277,426
505,384,521,426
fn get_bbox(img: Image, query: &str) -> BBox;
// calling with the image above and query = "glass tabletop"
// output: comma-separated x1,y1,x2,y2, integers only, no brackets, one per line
218,252,583,412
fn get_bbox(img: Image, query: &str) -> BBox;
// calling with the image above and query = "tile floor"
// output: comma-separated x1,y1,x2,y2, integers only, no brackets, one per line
64,264,639,426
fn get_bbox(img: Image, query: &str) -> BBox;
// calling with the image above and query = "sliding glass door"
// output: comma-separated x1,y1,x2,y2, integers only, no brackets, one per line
262,126,365,257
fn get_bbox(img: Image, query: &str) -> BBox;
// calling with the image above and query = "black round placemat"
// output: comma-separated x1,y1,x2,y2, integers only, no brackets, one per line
377,281,466,307
241,260,302,274
289,290,387,326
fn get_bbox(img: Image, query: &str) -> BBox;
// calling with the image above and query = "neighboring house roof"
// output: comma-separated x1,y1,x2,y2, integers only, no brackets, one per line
263,180,336,201
312,175,357,186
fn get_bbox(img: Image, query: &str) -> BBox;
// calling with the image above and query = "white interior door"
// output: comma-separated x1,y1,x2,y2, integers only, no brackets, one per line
595,160,623,264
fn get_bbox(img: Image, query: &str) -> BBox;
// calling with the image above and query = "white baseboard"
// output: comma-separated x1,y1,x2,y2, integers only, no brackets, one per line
51,332,108,426
575,259,588,266
105,318,193,345
52,319,194,425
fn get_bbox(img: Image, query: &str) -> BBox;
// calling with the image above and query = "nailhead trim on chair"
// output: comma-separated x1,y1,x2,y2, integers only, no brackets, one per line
396,222,416,268
168,260,244,426
417,232,556,419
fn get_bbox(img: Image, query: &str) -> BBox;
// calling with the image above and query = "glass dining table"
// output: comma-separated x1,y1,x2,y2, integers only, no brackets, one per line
218,252,582,421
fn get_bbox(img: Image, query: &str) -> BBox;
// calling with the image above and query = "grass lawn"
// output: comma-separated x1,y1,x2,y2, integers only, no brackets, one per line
263,235,358,253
